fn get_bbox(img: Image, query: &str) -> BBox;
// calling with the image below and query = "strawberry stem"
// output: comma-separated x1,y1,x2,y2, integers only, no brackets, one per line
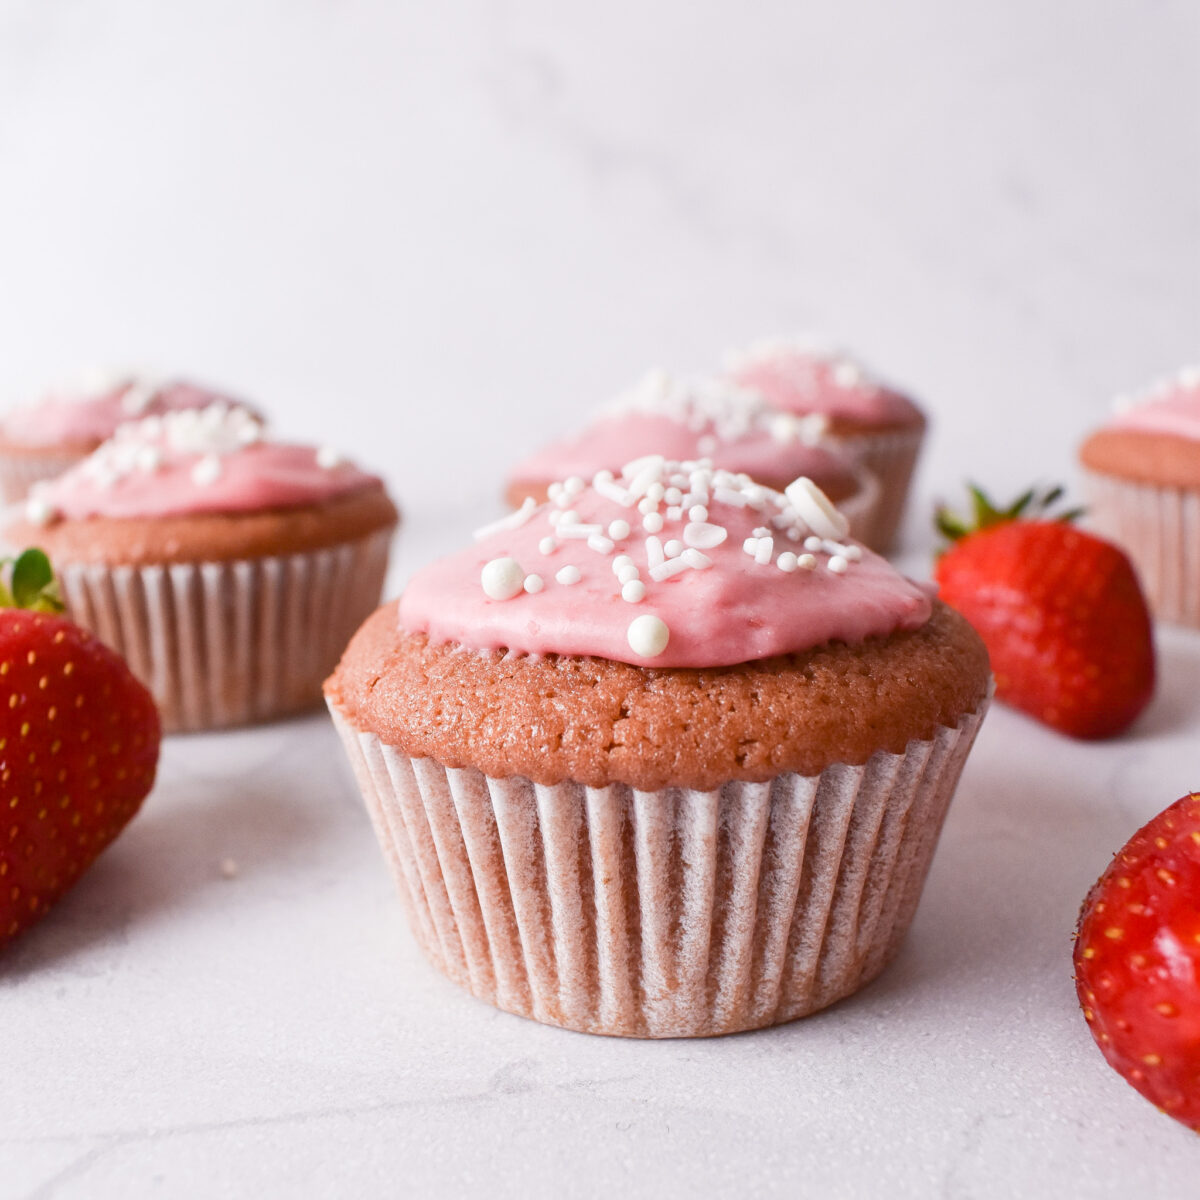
936,484,1083,546
0,549,63,613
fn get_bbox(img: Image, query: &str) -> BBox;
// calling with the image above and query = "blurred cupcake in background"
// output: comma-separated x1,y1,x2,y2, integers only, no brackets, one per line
1080,366,1200,627
505,369,882,543
3,403,398,731
724,336,926,551
0,369,259,502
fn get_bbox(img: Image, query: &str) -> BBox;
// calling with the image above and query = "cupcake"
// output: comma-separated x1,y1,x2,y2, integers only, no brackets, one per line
1080,366,1200,626
0,369,256,503
504,370,881,543
326,457,990,1037
724,336,926,551
4,403,398,732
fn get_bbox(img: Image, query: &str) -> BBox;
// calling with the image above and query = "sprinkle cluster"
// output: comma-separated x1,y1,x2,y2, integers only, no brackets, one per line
722,334,881,393
474,455,862,659
604,368,829,452
1113,365,1200,413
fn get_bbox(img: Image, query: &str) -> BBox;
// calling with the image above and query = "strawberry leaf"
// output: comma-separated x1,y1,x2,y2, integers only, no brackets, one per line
9,549,63,613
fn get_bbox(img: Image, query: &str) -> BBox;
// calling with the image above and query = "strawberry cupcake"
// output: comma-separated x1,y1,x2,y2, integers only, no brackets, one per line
504,370,882,543
326,458,990,1037
0,369,257,503
4,403,398,732
1080,366,1200,626
724,336,926,550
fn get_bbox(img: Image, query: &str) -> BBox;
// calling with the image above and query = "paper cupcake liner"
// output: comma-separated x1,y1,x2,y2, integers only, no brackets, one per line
829,427,924,552
1083,470,1200,627
56,529,392,732
0,448,88,504
330,696,988,1038
838,463,883,546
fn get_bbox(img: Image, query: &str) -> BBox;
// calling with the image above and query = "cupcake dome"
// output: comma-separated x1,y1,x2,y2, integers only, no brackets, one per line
1080,366,1200,625
0,370,258,502
505,371,881,542
327,456,990,1037
724,337,926,550
6,403,398,731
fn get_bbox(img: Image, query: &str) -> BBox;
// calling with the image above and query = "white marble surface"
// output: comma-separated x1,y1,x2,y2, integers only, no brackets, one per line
1,1,1199,1197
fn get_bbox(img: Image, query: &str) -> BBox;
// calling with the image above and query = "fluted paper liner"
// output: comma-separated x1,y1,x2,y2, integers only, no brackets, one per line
330,696,988,1037
1084,470,1200,628
55,529,392,732
830,427,924,552
837,463,883,547
0,448,89,504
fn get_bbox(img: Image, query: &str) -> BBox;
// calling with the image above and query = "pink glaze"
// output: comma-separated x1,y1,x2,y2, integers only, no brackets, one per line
509,411,857,491
727,342,921,426
401,462,932,667
29,405,378,521
1107,370,1200,440
2,374,257,448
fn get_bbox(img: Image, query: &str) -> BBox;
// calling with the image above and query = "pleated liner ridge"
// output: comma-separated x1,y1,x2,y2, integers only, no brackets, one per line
1084,469,1200,628
56,528,392,732
831,427,923,553
330,696,988,1037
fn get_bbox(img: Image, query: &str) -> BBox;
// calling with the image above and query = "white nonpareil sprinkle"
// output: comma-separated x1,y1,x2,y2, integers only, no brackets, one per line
555,565,582,585
523,574,545,594
617,564,639,585
608,519,631,541
316,446,344,470
621,579,646,603
777,552,798,573
481,557,526,601
612,555,634,575
538,537,557,555
642,511,664,533
24,496,56,526
688,505,708,522
664,539,683,558
627,613,670,657
135,446,162,473
786,477,850,540
798,553,818,571
827,555,849,574
191,454,223,487
473,497,537,541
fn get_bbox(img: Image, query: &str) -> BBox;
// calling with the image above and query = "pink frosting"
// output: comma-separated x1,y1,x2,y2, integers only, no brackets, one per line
2,373,257,448
1107,369,1200,439
401,460,932,668
28,405,379,521
726,341,920,425
509,411,857,491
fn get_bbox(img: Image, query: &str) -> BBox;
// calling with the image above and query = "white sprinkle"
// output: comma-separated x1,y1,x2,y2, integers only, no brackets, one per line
754,536,774,565
682,549,711,570
646,536,665,568
637,497,657,515
316,446,344,470
136,446,162,473
828,555,849,574
666,505,683,522
643,512,664,533
682,521,728,550
624,454,666,499
547,482,564,503
24,496,56,526
593,469,614,486
608,519,631,540
664,539,684,558
191,454,222,487
798,553,818,571
743,537,759,557
833,360,863,388
481,557,526,600
560,509,580,526
786,477,850,539
617,564,640,584
539,537,557,555
697,434,718,455
777,552,798,573
558,523,603,539
714,486,750,508
594,478,635,507
587,534,615,554
547,510,563,526
688,505,708,522
753,526,772,538
473,496,537,540
621,579,646,603
804,536,824,552
555,565,582,585
664,487,682,505
564,475,585,496
627,614,670,657
650,558,693,582
523,574,545,594
646,482,665,503
612,555,634,575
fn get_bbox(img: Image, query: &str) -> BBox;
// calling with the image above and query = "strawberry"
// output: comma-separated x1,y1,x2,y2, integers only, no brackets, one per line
0,549,160,948
1075,793,1200,1130
935,486,1154,739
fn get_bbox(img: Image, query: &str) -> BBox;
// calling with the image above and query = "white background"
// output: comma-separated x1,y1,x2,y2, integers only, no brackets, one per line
1,2,1199,1197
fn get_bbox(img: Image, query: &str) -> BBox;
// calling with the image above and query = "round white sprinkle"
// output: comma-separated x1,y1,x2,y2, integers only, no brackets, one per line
612,554,634,575
647,483,665,503
191,454,223,487
777,552,798,572
593,469,614,486
316,446,343,470
617,564,640,585
481,557,526,601
798,553,818,570
621,579,647,603
523,574,545,594
664,539,683,558
24,496,56,526
539,536,557,555
564,475,585,496
136,446,162,473
643,512,664,533
786,476,850,539
688,505,708,522
560,509,579,526
828,555,849,574
608,519,631,541
627,613,669,657
637,497,657,515
804,536,823,552
664,487,682,505
555,565,582,586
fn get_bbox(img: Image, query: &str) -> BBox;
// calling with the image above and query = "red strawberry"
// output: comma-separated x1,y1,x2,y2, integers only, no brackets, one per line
1075,793,1200,1130
0,549,160,947
934,486,1154,738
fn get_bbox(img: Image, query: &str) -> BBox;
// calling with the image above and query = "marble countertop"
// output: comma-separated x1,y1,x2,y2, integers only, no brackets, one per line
1,1,1198,1196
